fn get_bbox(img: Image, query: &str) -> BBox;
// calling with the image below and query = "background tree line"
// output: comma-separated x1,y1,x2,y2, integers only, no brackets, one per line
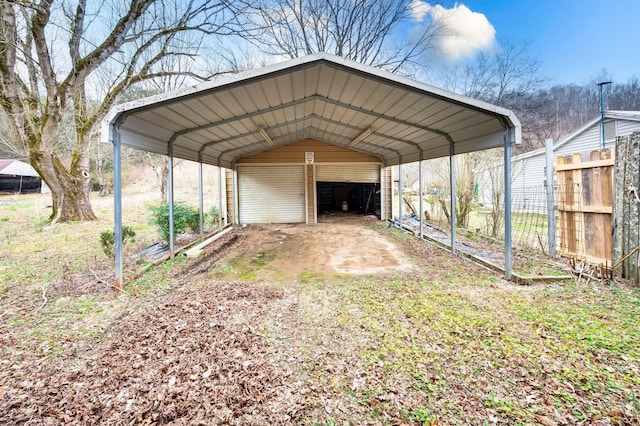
0,0,637,223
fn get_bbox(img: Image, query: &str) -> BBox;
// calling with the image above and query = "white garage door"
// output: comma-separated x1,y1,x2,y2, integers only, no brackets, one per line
238,165,305,224
316,164,380,183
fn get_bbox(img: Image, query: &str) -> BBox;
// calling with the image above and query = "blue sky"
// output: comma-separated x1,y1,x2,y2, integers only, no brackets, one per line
433,0,640,85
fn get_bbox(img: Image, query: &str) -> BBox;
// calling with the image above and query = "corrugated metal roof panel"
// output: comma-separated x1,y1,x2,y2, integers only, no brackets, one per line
0,160,41,177
106,53,520,167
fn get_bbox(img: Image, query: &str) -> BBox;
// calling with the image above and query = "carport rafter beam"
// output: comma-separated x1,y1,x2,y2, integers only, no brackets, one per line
372,131,424,160
173,96,317,139
319,96,454,143
198,114,321,157
167,95,448,163
198,129,269,158
221,126,401,164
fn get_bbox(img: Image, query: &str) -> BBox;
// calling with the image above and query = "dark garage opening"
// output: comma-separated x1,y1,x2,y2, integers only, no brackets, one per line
0,176,42,194
317,182,380,217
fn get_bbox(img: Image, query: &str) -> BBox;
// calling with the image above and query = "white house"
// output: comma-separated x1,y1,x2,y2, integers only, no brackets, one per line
478,110,640,211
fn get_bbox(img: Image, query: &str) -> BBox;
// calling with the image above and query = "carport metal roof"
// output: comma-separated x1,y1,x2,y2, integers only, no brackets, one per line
107,53,521,289
107,53,520,167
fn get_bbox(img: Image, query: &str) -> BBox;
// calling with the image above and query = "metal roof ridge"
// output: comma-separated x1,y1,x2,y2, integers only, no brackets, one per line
105,52,520,134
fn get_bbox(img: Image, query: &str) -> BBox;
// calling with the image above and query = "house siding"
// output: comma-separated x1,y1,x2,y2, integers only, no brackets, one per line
478,116,640,211
616,119,640,137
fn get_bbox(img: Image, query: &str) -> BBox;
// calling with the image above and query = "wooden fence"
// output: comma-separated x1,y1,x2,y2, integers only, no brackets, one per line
613,132,640,284
555,148,614,265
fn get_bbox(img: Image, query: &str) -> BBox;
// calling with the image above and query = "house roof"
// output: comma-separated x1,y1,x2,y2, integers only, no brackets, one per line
105,53,520,168
511,110,640,162
0,159,41,177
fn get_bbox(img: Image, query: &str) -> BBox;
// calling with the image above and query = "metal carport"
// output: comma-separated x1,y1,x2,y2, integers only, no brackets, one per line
106,53,521,288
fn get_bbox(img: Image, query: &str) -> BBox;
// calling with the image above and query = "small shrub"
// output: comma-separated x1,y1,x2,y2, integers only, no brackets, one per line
148,202,200,242
206,206,221,227
100,226,136,258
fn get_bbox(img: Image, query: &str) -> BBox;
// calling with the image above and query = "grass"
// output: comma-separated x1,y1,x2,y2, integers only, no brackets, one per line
0,192,161,364
1,191,639,424
282,267,640,423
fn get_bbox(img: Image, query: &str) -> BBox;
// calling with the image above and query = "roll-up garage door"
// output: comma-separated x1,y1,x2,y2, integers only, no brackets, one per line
316,164,380,183
238,165,305,223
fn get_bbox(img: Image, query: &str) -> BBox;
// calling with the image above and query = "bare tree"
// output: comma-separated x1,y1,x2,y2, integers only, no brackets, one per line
432,153,480,228
431,40,547,151
0,0,235,223
230,0,444,73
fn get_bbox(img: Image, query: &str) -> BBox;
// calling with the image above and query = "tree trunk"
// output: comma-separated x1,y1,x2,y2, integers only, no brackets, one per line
31,149,96,223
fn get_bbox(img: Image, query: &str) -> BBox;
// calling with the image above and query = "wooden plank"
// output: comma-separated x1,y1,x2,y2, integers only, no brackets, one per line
572,154,584,257
584,212,595,258
603,212,612,264
556,155,572,255
556,155,567,206
307,164,315,224
556,205,613,214
554,158,615,171
555,148,615,263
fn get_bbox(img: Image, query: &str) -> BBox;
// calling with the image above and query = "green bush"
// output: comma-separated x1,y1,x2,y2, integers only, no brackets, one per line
100,226,136,258
206,206,221,227
148,202,200,242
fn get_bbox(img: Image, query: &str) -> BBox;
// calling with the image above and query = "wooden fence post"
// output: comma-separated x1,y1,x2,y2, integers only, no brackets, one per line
613,132,640,284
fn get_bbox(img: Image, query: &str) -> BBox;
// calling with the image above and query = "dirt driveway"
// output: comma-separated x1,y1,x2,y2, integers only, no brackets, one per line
191,217,415,282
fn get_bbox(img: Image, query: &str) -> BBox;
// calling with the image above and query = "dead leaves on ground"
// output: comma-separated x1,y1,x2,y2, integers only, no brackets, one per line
0,281,300,425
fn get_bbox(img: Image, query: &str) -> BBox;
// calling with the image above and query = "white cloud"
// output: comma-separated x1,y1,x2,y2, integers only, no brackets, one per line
409,2,496,61
408,0,431,22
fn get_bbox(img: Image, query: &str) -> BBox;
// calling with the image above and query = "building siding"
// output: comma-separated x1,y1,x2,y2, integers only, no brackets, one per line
478,117,640,211
616,119,640,137
307,165,315,223
230,139,384,224
225,168,234,222
384,166,393,220
237,139,381,164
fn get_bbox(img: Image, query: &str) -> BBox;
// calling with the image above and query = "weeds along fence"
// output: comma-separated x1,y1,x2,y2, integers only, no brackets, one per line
508,185,550,253
471,185,551,254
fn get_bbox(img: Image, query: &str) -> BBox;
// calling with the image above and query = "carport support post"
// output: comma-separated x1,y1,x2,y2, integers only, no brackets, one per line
419,160,424,238
398,163,403,229
198,160,204,238
231,165,237,224
545,138,556,257
112,126,123,291
218,167,224,227
168,153,175,258
504,129,513,280
449,142,456,254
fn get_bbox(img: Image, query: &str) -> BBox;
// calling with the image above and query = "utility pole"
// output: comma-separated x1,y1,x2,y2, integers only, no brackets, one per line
597,81,612,149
